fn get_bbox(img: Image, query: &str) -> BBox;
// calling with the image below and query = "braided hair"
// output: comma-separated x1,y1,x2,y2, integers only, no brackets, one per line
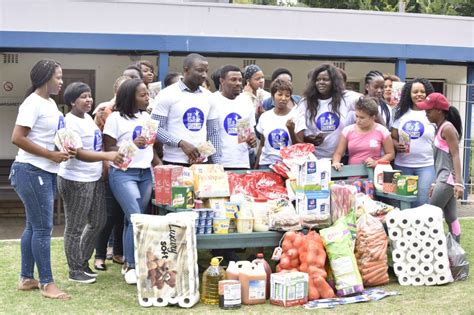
365,70,391,127
25,59,61,98
394,78,435,121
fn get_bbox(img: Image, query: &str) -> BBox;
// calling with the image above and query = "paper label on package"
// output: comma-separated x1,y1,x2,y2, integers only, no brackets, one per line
248,280,266,300
331,256,353,277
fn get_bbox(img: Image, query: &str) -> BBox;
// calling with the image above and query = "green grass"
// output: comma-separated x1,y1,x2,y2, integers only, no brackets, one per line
1,219,474,314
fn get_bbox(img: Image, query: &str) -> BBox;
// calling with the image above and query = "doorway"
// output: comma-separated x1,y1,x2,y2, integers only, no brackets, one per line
51,69,96,115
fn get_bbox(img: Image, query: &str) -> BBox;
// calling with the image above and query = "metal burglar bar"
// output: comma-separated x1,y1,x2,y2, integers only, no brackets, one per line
444,81,473,203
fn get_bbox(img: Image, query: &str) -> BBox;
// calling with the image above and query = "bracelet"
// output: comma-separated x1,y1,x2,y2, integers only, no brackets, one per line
453,183,465,189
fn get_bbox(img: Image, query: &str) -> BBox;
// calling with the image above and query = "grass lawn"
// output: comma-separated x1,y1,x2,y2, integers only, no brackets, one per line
1,219,474,314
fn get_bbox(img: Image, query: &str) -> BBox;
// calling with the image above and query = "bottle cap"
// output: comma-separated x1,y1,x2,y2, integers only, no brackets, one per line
210,256,223,266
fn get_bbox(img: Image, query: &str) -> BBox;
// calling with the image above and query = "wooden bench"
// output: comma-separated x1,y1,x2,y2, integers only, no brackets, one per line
152,165,416,249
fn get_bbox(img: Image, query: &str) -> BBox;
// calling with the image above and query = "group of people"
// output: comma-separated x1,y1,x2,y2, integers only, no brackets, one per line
10,53,465,300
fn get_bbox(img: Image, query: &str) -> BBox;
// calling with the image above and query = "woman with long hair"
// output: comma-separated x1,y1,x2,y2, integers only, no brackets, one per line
295,64,360,158
391,78,436,207
10,59,71,300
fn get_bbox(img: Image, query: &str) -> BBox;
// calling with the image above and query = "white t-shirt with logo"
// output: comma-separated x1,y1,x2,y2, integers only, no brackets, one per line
257,109,295,165
59,113,103,182
152,83,216,163
212,92,255,168
103,111,153,169
392,108,435,167
295,92,360,159
15,93,65,173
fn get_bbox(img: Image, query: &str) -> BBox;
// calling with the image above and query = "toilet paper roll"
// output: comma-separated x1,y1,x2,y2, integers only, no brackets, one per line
153,297,169,307
434,261,449,274
393,262,406,276
398,217,411,229
419,263,434,276
422,238,435,251
398,274,412,286
411,218,424,229
423,215,439,226
387,217,398,229
406,262,420,276
389,227,402,241
138,295,154,308
416,227,429,240
406,250,420,263
420,250,434,263
412,275,424,286
396,239,409,251
434,248,447,261
429,226,442,239
423,275,437,286
179,295,200,308
433,236,446,249
392,249,405,263
167,295,180,305
408,239,422,251
403,227,416,239
435,273,450,285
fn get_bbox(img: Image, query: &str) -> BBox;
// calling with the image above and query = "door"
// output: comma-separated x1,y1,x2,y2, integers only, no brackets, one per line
51,69,96,115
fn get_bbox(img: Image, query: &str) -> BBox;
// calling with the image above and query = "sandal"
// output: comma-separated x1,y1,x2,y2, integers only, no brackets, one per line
112,255,124,265
18,277,39,291
40,283,71,300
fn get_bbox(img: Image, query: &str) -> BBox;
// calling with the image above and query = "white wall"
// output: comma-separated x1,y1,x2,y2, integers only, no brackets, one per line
1,0,472,48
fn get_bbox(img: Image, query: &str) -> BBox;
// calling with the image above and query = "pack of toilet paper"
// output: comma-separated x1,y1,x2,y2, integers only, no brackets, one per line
131,212,199,308
386,205,453,286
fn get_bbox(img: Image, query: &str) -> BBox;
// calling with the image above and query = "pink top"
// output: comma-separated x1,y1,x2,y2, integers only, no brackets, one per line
342,123,390,165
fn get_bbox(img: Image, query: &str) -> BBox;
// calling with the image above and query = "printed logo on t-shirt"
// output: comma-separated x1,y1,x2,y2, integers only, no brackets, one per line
316,112,339,133
183,107,204,132
224,112,242,136
93,130,102,152
132,125,145,150
402,120,424,139
58,116,65,130
268,129,289,150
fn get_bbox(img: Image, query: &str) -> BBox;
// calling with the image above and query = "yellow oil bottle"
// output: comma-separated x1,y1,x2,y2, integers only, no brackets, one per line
201,256,225,305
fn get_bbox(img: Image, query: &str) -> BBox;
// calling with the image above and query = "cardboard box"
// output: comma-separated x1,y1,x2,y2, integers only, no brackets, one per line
203,197,229,217
190,164,230,198
171,186,194,209
296,190,331,216
154,165,183,205
270,272,308,307
297,158,331,191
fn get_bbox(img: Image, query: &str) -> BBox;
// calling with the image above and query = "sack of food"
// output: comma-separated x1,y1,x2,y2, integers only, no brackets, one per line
355,213,389,287
117,140,138,171
330,184,357,224
142,118,159,145
54,128,81,152
320,220,364,297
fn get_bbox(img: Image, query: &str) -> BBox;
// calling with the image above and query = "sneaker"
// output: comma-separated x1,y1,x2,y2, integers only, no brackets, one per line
124,268,137,285
68,271,96,284
83,266,98,278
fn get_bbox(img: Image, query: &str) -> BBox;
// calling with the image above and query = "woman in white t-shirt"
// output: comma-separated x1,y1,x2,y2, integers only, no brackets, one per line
10,59,72,300
57,82,123,284
295,64,360,159
255,79,296,168
103,78,161,285
391,78,436,207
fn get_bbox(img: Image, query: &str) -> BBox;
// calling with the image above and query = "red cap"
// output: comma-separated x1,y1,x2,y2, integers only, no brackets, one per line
417,93,449,111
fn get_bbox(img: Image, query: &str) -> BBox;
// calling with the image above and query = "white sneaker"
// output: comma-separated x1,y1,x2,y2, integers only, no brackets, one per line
124,268,137,285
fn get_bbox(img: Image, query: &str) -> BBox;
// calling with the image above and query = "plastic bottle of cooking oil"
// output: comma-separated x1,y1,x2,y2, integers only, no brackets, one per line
201,256,225,305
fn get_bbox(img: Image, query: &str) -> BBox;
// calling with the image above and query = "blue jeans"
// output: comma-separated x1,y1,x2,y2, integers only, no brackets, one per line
394,164,435,207
10,162,56,285
108,167,152,268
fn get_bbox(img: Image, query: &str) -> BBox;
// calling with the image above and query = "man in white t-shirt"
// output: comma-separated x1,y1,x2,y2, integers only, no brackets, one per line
210,65,257,169
151,53,221,165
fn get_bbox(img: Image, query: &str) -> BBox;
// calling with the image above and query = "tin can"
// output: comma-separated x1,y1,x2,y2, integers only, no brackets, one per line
219,280,241,310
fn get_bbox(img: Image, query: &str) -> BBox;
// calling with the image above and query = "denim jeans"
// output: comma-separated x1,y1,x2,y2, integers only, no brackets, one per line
95,183,124,260
394,164,435,207
10,162,56,285
108,167,152,268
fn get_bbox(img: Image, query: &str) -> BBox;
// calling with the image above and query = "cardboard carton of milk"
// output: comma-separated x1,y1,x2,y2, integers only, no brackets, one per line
297,157,331,191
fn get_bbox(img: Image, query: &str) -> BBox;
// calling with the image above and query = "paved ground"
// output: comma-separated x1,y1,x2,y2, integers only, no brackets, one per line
1,202,472,240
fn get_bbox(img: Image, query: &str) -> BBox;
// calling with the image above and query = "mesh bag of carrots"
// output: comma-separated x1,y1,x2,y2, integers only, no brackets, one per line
276,231,336,300
355,212,389,287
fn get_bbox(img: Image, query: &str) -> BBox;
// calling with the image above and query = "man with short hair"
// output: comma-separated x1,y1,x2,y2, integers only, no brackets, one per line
210,65,257,169
151,53,221,165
